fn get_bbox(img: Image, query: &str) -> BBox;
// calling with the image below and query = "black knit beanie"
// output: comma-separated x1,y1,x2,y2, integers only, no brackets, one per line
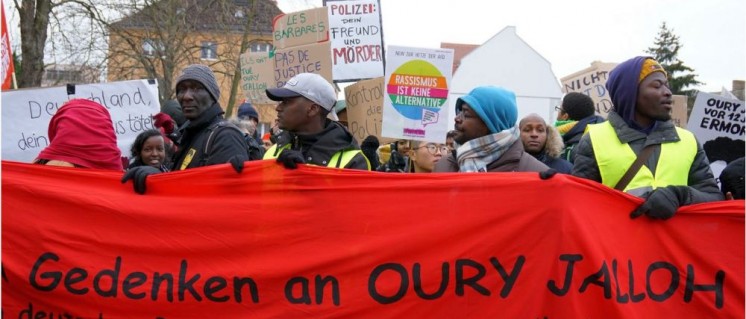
176,64,221,102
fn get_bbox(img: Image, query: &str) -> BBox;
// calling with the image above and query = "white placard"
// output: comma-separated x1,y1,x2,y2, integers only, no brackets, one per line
2,79,161,163
688,91,745,178
688,92,745,142
327,0,384,81
381,45,454,142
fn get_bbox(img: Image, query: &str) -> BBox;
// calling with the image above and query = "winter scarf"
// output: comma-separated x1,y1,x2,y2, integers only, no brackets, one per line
456,127,519,172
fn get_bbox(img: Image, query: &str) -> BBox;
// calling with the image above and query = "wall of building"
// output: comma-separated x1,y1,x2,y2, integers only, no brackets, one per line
108,29,273,113
447,26,562,127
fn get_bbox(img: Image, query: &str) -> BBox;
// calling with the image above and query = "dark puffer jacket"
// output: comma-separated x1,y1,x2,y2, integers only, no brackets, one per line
562,115,605,163
171,104,249,170
268,119,369,170
572,111,723,203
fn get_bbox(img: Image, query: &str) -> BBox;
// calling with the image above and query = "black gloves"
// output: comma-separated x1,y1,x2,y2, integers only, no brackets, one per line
539,169,557,180
121,166,161,195
228,155,244,173
277,150,305,169
630,185,691,220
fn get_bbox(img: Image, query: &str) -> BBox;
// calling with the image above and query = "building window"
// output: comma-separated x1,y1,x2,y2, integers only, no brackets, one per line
250,43,272,52
201,41,218,60
142,39,162,57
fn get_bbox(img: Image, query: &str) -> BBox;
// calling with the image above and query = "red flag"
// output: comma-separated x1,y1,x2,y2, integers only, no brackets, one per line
1,0,15,90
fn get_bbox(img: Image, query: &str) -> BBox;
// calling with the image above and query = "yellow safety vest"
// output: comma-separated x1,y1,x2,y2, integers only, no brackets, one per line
263,144,370,169
588,122,696,195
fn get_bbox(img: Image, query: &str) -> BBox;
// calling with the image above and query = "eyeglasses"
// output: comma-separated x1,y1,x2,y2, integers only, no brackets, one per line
554,105,564,113
416,144,449,155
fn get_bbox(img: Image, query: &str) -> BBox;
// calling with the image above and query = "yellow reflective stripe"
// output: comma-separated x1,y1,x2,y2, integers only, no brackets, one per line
264,146,369,170
588,122,696,191
328,150,369,169
263,144,290,160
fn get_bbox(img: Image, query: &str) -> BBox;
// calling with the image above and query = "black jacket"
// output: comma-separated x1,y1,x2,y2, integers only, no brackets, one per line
562,115,605,163
171,104,249,170
534,151,573,174
270,120,369,170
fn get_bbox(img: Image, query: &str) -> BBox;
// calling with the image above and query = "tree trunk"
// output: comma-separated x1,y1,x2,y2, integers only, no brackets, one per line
16,0,52,88
225,0,255,118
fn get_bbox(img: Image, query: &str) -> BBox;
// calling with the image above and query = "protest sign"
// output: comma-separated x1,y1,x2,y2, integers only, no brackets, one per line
273,41,333,88
689,92,745,141
344,77,394,144
671,94,688,128
272,7,329,49
1,79,160,163
256,104,277,124
381,46,454,142
2,160,743,318
688,92,745,177
240,50,274,105
327,0,384,81
561,61,617,118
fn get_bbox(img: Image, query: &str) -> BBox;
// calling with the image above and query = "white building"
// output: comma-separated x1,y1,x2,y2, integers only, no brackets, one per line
448,26,562,127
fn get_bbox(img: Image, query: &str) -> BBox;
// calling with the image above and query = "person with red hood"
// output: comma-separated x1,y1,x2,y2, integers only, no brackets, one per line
572,56,722,220
34,98,123,170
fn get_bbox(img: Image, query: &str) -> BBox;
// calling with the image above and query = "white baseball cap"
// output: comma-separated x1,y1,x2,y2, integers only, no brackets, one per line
266,73,337,112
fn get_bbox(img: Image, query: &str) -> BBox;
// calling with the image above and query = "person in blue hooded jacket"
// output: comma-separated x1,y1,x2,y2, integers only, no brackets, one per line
572,56,722,220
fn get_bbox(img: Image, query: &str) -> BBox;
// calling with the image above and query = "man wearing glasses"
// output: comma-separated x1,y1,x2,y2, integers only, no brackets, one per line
434,86,548,173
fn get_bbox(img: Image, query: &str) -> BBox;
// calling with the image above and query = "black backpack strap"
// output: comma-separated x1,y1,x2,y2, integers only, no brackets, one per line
199,121,244,166
614,144,660,191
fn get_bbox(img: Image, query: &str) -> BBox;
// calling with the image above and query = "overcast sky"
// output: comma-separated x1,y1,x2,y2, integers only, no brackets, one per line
279,0,745,93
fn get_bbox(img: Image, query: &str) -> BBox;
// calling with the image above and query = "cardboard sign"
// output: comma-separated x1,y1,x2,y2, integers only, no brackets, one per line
272,7,329,49
240,51,274,104
327,0,384,81
560,61,618,118
256,104,277,124
3,160,744,318
381,46,454,142
273,41,333,88
344,77,394,144
671,94,688,128
1,79,160,163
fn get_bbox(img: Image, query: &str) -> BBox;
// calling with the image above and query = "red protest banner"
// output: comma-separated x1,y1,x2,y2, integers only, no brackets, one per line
1,1,15,90
2,160,743,318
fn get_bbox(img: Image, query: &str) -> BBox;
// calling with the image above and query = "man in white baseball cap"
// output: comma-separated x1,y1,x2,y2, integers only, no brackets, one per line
263,73,370,170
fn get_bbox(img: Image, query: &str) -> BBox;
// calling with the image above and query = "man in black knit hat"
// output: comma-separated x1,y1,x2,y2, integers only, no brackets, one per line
123,64,250,194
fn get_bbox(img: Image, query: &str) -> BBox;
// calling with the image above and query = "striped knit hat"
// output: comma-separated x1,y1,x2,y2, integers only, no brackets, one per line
176,64,220,102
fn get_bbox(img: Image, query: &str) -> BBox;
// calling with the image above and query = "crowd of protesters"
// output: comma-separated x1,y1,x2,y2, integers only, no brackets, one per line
34,56,743,219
